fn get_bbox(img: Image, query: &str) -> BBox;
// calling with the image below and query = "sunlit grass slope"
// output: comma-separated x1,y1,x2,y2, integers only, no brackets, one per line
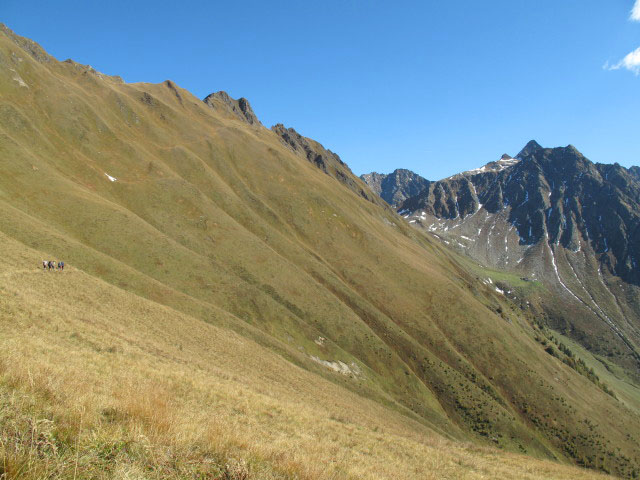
0,233,615,480
0,24,639,478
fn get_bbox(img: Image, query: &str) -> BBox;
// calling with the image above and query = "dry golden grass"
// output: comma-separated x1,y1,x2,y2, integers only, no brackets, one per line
0,233,613,479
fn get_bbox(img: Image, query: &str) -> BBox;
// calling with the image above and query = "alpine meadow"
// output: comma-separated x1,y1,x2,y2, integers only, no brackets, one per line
1,21,639,480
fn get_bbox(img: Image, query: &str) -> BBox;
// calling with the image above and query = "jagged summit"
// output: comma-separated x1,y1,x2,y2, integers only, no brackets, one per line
203,90,262,126
271,123,346,170
510,142,592,174
400,142,640,285
516,139,543,159
272,124,384,206
395,142,640,394
360,169,430,206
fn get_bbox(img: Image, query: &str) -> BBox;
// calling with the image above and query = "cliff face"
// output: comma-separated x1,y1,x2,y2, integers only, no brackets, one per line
360,169,430,207
203,90,262,126
400,142,640,284
398,142,640,379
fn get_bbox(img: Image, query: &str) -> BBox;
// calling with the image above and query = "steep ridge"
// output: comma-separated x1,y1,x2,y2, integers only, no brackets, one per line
1,24,640,478
203,90,262,126
398,142,640,383
360,169,430,207
271,123,384,206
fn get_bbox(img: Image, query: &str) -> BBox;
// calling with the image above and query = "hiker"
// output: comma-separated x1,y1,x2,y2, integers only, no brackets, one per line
48,260,54,271
58,261,64,271
42,260,47,270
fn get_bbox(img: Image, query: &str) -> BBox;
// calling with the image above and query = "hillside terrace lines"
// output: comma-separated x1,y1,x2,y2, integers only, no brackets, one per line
5,87,414,364
0,207,425,420
11,101,444,394
0,251,617,479
0,199,248,320
2,86,482,439
0,201,352,374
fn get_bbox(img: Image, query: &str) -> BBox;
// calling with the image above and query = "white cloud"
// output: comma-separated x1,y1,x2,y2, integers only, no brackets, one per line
632,0,640,21
604,47,640,75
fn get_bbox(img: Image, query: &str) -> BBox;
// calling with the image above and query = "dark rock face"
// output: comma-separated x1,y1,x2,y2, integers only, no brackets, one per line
272,123,345,173
271,124,386,207
360,169,430,207
400,142,640,285
395,142,640,377
203,91,262,126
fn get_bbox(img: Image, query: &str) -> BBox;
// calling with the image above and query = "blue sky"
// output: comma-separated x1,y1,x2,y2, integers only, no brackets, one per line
2,0,639,180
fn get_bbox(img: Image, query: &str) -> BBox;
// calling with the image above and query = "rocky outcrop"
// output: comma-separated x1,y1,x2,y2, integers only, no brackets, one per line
203,91,262,126
0,23,52,63
400,142,640,285
397,142,640,377
360,169,430,207
62,58,124,83
271,124,385,206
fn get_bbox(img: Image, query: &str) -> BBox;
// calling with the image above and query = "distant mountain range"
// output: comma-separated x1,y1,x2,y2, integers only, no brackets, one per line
362,142,640,379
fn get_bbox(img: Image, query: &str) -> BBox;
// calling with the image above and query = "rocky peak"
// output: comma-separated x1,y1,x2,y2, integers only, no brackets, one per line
516,140,543,159
518,144,594,180
360,169,430,207
203,91,262,126
394,143,640,380
398,141,640,285
271,124,327,161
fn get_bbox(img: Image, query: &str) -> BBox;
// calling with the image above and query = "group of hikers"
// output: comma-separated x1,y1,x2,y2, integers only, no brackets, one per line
42,260,64,271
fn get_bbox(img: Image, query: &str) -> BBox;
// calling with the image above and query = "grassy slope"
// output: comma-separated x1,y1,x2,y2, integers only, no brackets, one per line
0,25,639,478
442,245,640,416
0,232,613,480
